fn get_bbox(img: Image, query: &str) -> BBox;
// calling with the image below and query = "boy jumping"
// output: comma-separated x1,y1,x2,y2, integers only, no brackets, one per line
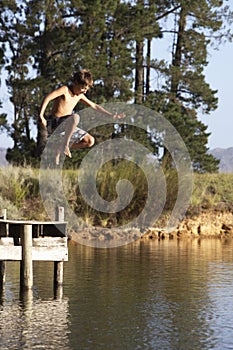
39,69,125,164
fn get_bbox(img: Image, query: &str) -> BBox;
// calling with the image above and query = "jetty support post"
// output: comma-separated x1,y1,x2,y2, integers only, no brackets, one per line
54,206,65,288
20,224,33,290
0,261,6,291
0,208,7,287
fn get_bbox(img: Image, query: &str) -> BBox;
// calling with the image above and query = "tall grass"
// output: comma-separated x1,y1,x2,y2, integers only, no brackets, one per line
191,173,233,210
75,160,149,227
0,165,232,224
0,166,43,219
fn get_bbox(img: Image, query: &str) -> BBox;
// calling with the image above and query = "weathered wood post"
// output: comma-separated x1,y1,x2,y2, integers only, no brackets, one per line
0,209,7,287
0,262,5,288
20,224,33,289
54,206,65,286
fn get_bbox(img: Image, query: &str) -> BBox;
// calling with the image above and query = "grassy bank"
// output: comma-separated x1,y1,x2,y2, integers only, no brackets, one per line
190,173,233,213
0,166,232,227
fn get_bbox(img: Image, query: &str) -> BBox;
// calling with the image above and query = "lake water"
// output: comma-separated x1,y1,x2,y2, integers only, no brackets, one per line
1,238,233,350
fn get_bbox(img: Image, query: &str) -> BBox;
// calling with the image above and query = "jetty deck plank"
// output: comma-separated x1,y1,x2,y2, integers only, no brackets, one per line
0,219,68,225
0,219,67,238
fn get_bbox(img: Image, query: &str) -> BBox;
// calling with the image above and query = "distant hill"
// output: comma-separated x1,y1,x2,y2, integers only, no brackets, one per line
0,148,8,166
210,147,233,173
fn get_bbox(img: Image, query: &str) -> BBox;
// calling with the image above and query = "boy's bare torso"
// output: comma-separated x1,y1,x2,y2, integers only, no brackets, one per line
51,86,83,117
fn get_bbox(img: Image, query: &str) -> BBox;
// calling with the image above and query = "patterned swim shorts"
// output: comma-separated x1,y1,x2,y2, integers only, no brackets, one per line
47,114,87,144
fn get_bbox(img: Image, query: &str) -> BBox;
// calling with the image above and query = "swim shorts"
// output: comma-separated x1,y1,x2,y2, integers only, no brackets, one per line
47,114,87,144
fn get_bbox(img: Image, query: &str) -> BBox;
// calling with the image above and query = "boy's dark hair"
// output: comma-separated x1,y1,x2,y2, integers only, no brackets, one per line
72,69,93,87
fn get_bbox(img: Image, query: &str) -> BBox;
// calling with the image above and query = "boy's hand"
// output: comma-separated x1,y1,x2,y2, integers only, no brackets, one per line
40,116,47,127
113,112,125,119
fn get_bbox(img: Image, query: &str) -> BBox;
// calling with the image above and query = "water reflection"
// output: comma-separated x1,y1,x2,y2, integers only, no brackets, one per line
1,239,233,349
65,239,233,350
207,259,233,349
0,262,70,350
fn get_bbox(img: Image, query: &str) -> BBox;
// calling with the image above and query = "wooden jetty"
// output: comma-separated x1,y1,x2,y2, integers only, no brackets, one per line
0,207,68,291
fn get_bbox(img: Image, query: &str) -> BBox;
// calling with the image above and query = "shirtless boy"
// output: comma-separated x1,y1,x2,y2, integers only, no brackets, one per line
39,69,124,163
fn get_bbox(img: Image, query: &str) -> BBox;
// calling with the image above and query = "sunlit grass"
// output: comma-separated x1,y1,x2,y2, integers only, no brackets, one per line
0,165,232,224
191,173,233,209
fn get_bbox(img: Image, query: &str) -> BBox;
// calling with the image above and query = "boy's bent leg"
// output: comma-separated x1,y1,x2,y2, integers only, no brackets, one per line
71,134,95,149
63,114,80,158
55,148,61,165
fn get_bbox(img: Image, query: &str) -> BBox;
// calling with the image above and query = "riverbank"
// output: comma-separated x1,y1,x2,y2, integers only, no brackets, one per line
0,167,232,241
68,207,233,244
143,209,233,240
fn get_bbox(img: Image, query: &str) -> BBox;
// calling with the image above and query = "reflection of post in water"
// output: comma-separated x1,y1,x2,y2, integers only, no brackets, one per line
0,208,7,289
20,287,34,320
20,287,33,307
18,288,70,348
0,257,6,289
0,279,5,305
0,258,6,292
0,260,6,287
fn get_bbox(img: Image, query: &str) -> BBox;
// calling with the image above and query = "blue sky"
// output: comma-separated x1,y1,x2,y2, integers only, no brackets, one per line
203,40,233,150
0,3,232,151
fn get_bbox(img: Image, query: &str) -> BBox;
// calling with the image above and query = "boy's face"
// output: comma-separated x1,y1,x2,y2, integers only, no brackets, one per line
73,82,90,95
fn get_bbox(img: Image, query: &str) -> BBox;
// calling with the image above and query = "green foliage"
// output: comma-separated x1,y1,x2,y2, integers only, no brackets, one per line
0,0,232,172
6,138,39,167
147,99,220,172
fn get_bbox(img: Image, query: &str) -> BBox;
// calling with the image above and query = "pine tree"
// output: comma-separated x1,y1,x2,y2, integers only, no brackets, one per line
0,1,38,164
0,19,7,134
144,0,232,172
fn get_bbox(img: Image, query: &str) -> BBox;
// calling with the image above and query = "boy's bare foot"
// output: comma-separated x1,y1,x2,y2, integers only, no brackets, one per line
55,151,61,165
64,145,72,158
55,152,61,165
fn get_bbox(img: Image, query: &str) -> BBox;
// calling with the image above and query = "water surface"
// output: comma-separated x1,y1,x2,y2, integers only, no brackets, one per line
1,238,233,349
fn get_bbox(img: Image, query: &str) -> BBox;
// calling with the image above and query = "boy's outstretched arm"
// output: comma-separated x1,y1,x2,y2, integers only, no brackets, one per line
80,94,125,119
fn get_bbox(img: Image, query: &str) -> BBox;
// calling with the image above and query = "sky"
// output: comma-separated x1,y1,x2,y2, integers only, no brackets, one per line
202,40,233,150
0,4,233,151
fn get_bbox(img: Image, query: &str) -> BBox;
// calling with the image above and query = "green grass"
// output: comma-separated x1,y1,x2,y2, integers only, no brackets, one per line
0,165,232,225
191,173,233,210
0,166,43,220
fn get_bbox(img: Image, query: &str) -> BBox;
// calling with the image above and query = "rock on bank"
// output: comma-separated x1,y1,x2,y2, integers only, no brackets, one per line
143,210,233,240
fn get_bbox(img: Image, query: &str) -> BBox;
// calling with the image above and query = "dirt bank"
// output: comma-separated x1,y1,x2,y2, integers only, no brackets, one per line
69,209,233,244
143,210,233,240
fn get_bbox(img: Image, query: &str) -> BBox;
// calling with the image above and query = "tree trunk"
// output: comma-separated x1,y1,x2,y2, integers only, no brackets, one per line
135,40,144,104
146,39,151,96
170,6,187,99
